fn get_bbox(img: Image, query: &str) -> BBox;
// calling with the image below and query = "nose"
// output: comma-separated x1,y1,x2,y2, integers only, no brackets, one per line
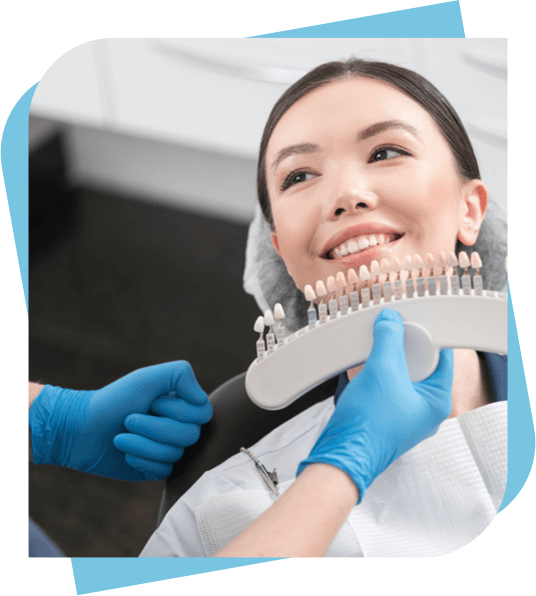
323,169,379,220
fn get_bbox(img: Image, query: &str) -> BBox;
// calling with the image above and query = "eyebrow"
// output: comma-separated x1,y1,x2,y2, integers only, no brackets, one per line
270,120,420,172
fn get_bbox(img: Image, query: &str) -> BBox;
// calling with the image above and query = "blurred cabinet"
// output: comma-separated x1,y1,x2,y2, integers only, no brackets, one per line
32,39,416,158
29,39,507,220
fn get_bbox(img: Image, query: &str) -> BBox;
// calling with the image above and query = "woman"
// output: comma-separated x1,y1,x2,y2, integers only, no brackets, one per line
141,58,507,558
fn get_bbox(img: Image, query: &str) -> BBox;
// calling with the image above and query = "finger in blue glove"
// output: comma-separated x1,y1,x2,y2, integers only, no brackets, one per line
297,309,453,503
30,361,212,481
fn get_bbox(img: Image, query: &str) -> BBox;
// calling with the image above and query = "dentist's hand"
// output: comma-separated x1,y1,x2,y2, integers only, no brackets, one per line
297,309,453,502
29,361,212,481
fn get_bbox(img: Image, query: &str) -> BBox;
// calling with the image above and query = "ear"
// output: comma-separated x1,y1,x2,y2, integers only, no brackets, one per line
457,180,488,246
271,232,282,257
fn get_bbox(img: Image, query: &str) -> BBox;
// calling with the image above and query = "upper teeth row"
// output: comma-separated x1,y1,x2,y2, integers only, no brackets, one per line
331,234,393,259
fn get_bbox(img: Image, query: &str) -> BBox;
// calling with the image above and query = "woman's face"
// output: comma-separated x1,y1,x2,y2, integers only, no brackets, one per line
265,77,487,294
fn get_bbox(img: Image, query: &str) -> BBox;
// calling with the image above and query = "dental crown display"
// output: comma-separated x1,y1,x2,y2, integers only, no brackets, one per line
246,251,508,410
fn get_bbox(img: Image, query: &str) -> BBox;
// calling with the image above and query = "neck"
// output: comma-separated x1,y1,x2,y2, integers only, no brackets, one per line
346,349,492,419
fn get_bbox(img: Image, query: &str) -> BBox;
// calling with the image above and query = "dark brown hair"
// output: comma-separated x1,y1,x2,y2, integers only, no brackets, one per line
257,59,480,227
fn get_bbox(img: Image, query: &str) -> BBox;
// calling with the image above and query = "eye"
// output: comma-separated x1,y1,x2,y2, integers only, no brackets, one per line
280,170,315,192
369,146,411,163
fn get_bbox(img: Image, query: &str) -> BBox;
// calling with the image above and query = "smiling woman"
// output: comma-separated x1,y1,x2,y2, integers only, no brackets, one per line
267,78,486,291
141,58,508,558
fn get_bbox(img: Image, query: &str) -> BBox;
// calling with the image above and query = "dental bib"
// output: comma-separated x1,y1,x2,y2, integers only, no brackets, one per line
195,401,506,557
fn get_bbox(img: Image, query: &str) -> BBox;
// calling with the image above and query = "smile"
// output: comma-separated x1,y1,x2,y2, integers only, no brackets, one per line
325,233,402,260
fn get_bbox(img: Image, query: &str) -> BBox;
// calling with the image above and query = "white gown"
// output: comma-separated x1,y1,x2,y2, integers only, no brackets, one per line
140,397,507,557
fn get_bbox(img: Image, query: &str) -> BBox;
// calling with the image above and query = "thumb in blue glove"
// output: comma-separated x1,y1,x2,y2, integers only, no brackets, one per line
29,361,212,481
297,309,453,503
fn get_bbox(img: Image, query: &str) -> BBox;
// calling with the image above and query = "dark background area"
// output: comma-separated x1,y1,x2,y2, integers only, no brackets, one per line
29,133,260,556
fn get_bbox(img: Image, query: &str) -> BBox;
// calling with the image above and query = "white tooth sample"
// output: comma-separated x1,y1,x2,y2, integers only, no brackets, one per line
327,276,337,293
347,240,359,254
471,252,482,269
359,264,370,282
424,253,435,268
458,251,470,269
340,244,348,256
264,309,275,327
315,279,327,297
304,284,316,301
336,271,347,288
377,234,386,245
393,257,402,273
347,268,358,287
403,255,413,272
437,251,447,269
358,237,370,251
380,258,391,275
273,303,285,320
413,254,424,270
254,316,265,334
368,235,378,247
370,260,381,278
446,251,458,268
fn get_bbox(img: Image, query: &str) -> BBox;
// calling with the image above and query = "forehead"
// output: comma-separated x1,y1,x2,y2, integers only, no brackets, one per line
266,77,442,156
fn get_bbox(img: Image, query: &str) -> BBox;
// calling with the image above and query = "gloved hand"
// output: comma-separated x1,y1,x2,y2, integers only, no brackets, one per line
297,309,453,502
29,361,212,481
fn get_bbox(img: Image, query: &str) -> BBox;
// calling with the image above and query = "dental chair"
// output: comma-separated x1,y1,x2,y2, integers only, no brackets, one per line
157,372,339,526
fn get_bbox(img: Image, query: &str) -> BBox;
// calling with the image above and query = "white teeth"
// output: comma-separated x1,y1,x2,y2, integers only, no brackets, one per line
358,237,369,251
347,240,359,254
328,233,398,259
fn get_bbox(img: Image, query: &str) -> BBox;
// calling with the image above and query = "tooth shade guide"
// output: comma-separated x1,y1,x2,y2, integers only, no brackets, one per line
250,252,501,387
247,282,506,411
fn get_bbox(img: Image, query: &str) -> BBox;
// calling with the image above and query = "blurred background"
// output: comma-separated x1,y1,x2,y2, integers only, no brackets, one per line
28,38,507,557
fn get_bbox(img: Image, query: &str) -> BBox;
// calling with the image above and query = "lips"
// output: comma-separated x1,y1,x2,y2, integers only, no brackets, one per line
320,224,404,260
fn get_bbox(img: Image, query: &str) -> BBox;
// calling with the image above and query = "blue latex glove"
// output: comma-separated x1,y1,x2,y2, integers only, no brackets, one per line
297,309,453,503
29,361,212,481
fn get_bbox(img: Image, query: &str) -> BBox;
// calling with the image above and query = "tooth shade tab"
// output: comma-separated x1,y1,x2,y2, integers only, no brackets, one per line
458,251,470,269
437,252,447,272
327,276,337,294
359,265,370,282
403,255,413,272
393,257,402,273
471,252,482,269
446,251,458,269
254,316,265,334
413,254,424,271
264,310,274,327
347,268,358,287
304,284,316,302
316,280,327,297
370,260,381,277
424,253,435,268
336,271,347,288
380,258,391,275
449,256,460,295
273,303,285,320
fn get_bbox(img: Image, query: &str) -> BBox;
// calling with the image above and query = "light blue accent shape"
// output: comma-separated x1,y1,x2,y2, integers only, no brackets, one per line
498,285,535,511
1,83,37,312
71,558,279,595
254,2,464,38
2,1,527,592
